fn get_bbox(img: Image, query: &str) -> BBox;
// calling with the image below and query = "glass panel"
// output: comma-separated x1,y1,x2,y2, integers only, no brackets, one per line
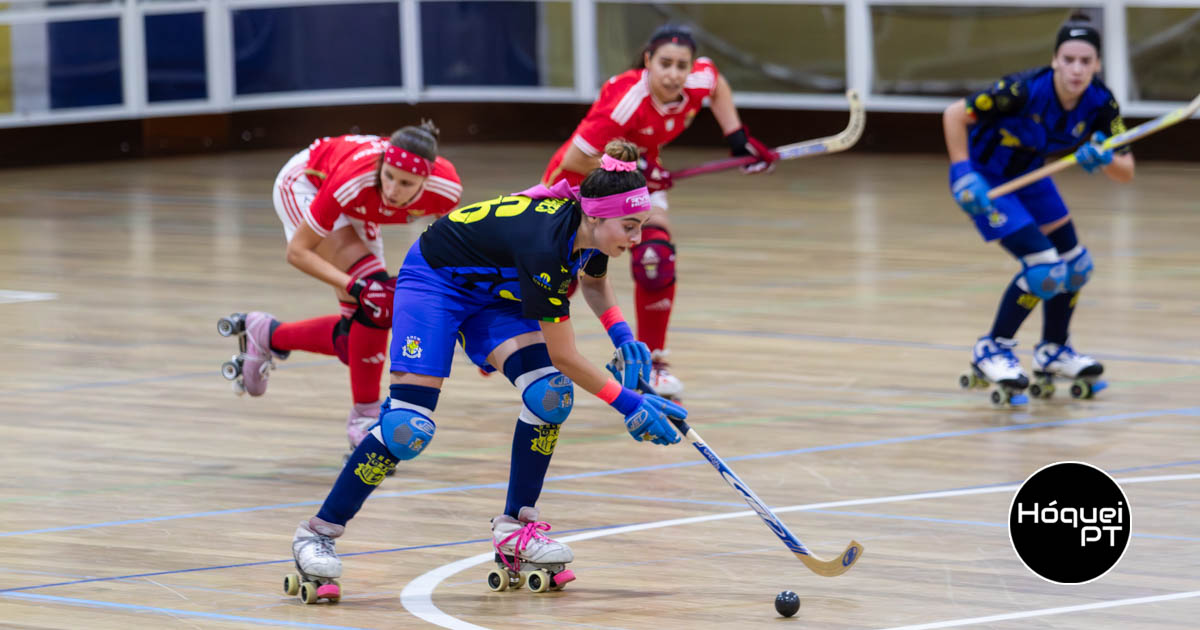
145,12,207,103
1127,8,1200,102
421,1,573,88
233,4,401,95
48,17,122,108
596,3,845,94
871,6,1075,96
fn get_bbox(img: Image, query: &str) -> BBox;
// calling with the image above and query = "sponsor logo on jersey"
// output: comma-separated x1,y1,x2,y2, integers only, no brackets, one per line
1072,121,1087,137
355,451,396,485
531,424,560,455
353,205,367,215
535,198,566,214
999,128,1023,148
533,272,553,291
639,126,655,135
665,118,676,132
558,279,571,295
402,335,423,359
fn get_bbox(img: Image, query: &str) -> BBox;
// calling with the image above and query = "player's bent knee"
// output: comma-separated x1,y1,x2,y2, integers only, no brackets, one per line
1022,260,1067,300
375,407,436,460
1062,245,1093,292
631,227,676,291
519,370,574,425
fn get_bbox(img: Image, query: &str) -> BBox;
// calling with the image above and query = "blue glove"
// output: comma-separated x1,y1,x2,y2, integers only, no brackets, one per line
606,335,652,393
1074,132,1113,173
622,394,685,445
949,161,993,216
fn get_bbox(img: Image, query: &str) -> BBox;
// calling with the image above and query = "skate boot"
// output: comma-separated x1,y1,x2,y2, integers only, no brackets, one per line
959,336,1030,407
1031,341,1106,399
487,506,575,593
649,349,683,401
283,517,343,604
217,312,288,396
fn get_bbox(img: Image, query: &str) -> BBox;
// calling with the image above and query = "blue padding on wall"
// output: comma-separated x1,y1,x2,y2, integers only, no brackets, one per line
145,13,207,103
421,1,538,86
233,4,401,95
48,18,122,109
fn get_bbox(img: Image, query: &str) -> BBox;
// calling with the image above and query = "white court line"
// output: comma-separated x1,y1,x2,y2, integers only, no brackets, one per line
0,290,57,305
879,590,1200,630
400,472,1200,630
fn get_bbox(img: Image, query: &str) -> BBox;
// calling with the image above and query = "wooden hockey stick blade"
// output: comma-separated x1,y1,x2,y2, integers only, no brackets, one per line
985,91,1200,200
796,540,865,577
673,89,865,180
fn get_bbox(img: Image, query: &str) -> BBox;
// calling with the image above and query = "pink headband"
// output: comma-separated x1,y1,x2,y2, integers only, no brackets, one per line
600,154,637,172
384,145,431,177
581,187,652,218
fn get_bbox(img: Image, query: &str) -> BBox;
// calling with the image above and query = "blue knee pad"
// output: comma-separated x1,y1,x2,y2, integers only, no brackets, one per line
518,368,574,425
375,406,436,461
1063,246,1093,292
1021,260,1067,300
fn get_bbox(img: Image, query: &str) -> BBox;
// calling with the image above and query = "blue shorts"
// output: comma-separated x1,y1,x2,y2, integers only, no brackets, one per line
969,175,1069,242
390,242,541,378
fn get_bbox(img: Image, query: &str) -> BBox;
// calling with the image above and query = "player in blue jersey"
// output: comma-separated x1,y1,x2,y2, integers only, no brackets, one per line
280,140,687,602
944,12,1134,405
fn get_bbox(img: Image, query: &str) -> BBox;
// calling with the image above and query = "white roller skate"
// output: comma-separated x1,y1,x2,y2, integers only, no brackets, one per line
284,517,343,605
217,312,288,396
959,336,1030,407
1030,341,1107,400
650,349,683,401
487,506,575,593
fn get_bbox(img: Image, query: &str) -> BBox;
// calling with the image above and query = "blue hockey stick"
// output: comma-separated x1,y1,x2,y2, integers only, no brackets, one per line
612,357,864,577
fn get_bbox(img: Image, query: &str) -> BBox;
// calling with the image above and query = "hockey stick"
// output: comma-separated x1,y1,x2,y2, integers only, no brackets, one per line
672,89,865,181
984,91,1200,200
610,358,864,577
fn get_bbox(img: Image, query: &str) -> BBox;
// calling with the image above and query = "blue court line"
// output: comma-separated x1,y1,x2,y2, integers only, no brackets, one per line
0,523,623,594
673,327,1200,367
6,406,1198,538
0,592,370,629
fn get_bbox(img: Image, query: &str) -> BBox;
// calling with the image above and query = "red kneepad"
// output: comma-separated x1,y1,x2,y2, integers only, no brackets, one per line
631,227,675,290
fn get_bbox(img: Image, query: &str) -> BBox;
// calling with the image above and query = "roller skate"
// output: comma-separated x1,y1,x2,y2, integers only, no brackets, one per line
283,517,343,605
1030,341,1107,400
958,336,1030,407
649,349,683,401
217,312,288,396
487,506,575,593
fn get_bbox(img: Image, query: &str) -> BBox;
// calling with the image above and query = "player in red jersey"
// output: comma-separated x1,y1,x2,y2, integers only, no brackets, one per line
543,24,778,398
219,121,462,447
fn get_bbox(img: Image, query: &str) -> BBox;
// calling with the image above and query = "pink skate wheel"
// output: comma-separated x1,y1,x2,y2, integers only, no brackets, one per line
316,583,341,600
552,569,576,586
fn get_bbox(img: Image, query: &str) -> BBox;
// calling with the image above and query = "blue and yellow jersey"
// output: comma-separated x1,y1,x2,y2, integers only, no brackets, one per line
965,66,1128,179
418,195,608,322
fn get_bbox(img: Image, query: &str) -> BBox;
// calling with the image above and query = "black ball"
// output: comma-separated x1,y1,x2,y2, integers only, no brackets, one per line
775,590,800,617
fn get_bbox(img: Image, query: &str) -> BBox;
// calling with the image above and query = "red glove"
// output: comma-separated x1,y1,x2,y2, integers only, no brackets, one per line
639,157,673,193
346,276,394,329
725,126,780,174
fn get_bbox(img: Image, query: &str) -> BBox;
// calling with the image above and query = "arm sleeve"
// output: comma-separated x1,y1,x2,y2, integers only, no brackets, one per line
965,78,1029,122
582,252,609,278
516,251,574,322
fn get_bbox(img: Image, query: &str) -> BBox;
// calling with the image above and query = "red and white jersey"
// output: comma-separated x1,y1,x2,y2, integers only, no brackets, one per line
543,58,720,186
301,134,462,237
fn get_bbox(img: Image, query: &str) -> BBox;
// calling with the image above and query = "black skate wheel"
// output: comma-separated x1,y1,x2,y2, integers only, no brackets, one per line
1070,380,1092,399
958,373,973,389
527,570,551,593
989,388,1006,407
487,569,508,592
299,581,319,604
283,573,301,596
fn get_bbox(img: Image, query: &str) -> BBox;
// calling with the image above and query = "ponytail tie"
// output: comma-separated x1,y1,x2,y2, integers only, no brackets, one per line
600,154,638,172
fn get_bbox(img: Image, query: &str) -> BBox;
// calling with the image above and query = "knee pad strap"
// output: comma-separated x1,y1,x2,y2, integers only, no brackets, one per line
517,367,574,425
1062,245,1093,292
373,406,436,461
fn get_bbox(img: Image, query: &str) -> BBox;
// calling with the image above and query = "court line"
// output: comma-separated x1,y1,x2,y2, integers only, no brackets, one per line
5,406,1196,538
1,591,370,629
0,289,57,305
877,590,1200,630
401,472,1200,630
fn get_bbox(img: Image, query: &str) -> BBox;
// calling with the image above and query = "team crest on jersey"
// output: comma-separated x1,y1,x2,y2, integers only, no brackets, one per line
665,118,676,132
530,424,560,456
1072,121,1087,137
402,336,423,359
407,207,426,217
533,272,553,291
974,93,994,112
987,209,1008,229
354,452,396,485
558,279,571,294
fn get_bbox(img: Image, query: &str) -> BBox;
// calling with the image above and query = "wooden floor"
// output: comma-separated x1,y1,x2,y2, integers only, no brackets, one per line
1,144,1199,630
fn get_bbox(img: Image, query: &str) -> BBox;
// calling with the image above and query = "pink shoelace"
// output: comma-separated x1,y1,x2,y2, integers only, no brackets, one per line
495,520,554,571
